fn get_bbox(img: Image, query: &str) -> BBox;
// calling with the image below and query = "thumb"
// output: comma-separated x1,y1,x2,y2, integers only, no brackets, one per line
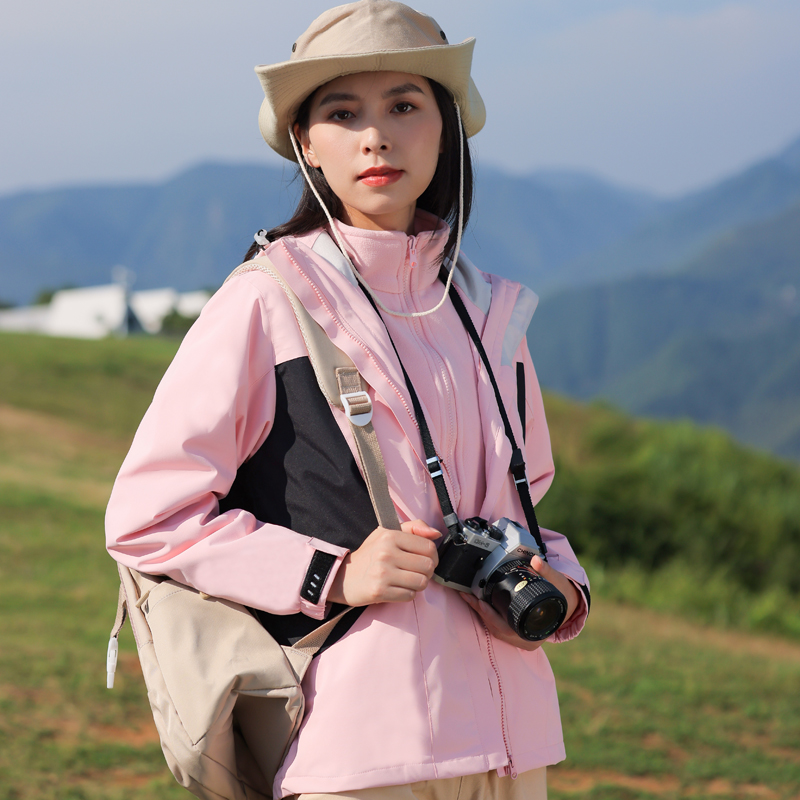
531,555,553,577
401,519,442,540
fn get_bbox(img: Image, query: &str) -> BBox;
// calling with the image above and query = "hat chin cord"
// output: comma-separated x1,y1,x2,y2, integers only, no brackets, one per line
288,103,464,319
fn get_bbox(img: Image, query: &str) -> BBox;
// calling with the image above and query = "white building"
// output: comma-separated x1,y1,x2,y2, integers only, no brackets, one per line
0,284,211,339
0,305,51,333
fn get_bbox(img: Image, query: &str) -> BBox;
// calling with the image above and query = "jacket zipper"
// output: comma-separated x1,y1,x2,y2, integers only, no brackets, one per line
484,626,517,778
406,241,460,508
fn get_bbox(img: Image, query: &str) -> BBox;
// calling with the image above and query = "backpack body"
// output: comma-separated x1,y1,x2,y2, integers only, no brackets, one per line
116,563,312,799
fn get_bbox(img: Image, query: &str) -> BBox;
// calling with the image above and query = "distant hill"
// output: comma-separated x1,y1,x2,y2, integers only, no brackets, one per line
3,136,800,306
0,163,299,305
469,168,661,292
4,139,800,461
556,136,800,288
530,199,800,459
0,162,660,305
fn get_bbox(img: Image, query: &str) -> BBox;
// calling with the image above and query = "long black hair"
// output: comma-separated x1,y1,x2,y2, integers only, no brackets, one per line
243,78,474,266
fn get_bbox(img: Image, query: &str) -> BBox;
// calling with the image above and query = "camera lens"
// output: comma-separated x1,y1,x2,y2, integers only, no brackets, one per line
519,595,566,640
483,560,567,641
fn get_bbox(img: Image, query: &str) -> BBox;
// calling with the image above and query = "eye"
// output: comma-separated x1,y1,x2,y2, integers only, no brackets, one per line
393,101,416,114
329,109,354,121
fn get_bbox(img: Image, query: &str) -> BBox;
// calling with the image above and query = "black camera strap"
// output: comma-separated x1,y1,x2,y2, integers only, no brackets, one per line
360,280,546,556
360,289,461,539
445,281,546,556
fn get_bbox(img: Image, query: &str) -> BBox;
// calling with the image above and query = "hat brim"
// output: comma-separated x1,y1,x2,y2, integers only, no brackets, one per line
256,38,485,161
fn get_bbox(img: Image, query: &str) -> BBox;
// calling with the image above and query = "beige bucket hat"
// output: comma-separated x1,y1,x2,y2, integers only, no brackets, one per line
255,0,486,161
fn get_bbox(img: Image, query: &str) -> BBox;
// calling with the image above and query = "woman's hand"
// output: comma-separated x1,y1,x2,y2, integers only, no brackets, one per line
327,520,441,606
460,556,580,652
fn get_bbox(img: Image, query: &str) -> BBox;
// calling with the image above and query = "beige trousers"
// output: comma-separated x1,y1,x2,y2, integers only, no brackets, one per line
293,767,547,800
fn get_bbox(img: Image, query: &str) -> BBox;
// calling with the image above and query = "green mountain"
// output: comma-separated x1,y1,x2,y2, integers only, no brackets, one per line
0,164,297,305
0,164,659,306
471,169,660,292
4,140,799,462
530,200,800,459
556,136,800,288
3,136,799,307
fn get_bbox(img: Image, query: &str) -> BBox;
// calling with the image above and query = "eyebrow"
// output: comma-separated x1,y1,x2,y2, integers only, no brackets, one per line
317,91,359,107
382,82,426,99
317,83,426,107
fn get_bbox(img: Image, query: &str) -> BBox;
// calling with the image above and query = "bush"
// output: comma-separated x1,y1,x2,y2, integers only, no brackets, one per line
539,396,800,637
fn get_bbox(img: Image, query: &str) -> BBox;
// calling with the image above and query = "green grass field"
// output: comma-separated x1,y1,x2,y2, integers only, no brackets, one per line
1,332,799,800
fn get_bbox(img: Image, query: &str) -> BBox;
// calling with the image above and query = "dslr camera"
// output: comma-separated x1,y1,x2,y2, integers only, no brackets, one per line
433,517,567,641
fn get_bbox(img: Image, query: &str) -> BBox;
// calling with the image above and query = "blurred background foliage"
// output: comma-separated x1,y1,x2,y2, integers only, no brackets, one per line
539,395,800,639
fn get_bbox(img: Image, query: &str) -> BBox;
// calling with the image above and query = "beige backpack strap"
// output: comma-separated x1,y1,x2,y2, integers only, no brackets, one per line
110,581,128,638
291,606,353,658
226,258,400,530
335,367,400,530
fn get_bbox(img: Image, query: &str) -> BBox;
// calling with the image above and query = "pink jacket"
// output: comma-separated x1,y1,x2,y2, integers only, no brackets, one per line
105,212,588,797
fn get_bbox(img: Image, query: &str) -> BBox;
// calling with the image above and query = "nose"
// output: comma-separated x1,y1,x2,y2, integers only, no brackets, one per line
361,124,390,155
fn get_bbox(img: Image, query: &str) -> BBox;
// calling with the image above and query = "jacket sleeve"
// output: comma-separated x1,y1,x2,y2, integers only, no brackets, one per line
105,272,347,620
518,338,590,643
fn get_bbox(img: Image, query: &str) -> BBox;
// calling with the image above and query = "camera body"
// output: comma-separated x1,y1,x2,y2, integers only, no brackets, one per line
434,517,543,593
434,517,567,641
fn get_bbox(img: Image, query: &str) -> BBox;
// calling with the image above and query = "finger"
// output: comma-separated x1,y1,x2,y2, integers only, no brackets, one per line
385,567,431,594
464,595,544,652
379,586,419,603
461,593,509,633
531,556,567,589
531,556,571,595
461,592,487,620
460,593,481,614
530,557,579,622
353,561,428,603
530,555,550,576
364,527,434,561
475,599,511,633
396,531,439,563
394,550,437,579
401,520,442,541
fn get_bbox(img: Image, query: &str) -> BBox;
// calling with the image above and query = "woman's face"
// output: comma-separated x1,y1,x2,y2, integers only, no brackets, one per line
295,71,443,234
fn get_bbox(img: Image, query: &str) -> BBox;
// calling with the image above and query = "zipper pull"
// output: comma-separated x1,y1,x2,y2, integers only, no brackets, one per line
500,762,517,778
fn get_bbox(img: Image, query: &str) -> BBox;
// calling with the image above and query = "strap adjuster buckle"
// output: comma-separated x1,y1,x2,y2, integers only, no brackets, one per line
340,390,373,426
426,455,443,479
510,447,528,485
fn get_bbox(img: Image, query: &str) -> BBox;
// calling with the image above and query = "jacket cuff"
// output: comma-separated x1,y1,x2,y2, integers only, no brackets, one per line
299,539,348,620
548,577,590,643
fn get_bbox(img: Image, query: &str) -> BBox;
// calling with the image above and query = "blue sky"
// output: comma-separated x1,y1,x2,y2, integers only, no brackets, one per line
2,0,799,196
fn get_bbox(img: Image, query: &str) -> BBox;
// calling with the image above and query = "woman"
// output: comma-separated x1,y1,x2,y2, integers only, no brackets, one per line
106,2,590,798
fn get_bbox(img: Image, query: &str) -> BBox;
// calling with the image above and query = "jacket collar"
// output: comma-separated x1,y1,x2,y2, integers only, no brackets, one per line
297,211,449,303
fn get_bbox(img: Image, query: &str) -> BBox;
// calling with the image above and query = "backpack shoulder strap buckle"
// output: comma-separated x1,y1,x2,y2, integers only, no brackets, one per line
340,390,373,426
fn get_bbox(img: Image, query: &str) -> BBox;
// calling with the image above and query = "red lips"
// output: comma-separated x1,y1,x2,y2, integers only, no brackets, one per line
358,166,403,187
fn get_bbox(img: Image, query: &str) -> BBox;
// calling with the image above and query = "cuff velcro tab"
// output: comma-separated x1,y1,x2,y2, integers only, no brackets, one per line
302,551,337,604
